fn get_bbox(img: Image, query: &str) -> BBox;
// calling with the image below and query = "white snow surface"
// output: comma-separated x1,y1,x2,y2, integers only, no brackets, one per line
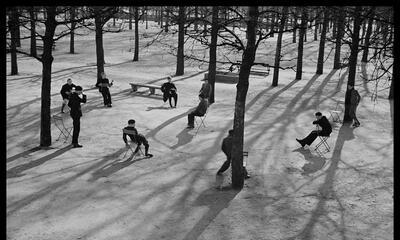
7,21,393,240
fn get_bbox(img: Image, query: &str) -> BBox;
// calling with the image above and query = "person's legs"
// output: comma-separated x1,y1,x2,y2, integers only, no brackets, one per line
302,130,319,145
163,93,168,103
352,105,360,126
174,93,178,107
217,158,231,174
168,95,173,108
71,116,81,146
188,112,195,127
101,90,108,105
61,98,68,113
104,88,112,106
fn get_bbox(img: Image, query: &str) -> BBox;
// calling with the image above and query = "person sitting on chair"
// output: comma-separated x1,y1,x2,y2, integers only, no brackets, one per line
161,76,178,108
96,72,113,107
296,112,332,148
122,119,152,157
187,93,208,129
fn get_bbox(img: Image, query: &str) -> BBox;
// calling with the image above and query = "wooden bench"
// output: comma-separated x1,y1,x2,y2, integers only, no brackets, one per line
129,83,161,94
36,43,56,51
204,71,239,84
237,61,270,76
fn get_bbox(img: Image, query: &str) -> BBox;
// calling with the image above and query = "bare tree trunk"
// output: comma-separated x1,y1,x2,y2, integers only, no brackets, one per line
133,7,139,61
145,7,148,29
231,6,258,189
40,7,57,147
314,10,318,41
69,7,76,54
176,6,185,76
164,7,169,32
160,6,163,28
361,7,375,63
272,6,288,87
129,7,132,30
208,6,219,104
316,8,329,74
29,7,37,57
295,8,307,80
95,15,105,79
194,6,198,32
344,6,362,122
292,8,297,43
9,7,18,75
15,8,21,47
333,7,345,69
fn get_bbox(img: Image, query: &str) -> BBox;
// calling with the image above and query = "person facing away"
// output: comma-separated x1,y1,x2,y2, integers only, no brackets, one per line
217,129,250,178
296,112,332,148
68,86,87,148
187,93,208,129
161,76,178,108
96,72,113,107
347,85,361,127
199,78,212,100
60,78,76,113
122,119,152,157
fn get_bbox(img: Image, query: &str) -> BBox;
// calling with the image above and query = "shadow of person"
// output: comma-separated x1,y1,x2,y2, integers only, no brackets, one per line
292,147,326,176
170,127,195,149
146,105,170,111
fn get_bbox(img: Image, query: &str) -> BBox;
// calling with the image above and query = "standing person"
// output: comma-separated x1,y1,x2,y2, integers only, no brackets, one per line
68,86,87,148
96,72,113,107
217,129,250,178
347,85,361,127
199,78,212,100
296,112,332,148
122,119,152,157
187,93,208,129
161,76,178,108
60,78,76,113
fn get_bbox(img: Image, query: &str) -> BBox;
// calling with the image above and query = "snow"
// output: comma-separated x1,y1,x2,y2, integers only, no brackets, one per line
7,20,393,240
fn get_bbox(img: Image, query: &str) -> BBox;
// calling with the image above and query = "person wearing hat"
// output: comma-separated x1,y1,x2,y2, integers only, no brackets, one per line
96,72,113,107
199,78,212,100
187,93,208,129
122,119,152,157
68,86,86,148
161,76,178,108
60,78,76,113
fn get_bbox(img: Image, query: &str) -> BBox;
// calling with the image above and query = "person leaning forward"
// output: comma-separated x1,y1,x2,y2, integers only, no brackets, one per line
60,78,76,113
296,112,332,148
123,119,152,157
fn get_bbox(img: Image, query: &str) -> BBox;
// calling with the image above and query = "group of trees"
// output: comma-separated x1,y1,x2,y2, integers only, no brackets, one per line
6,6,394,189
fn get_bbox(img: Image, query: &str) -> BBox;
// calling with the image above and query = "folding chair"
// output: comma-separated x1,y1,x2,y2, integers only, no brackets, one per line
194,109,209,135
329,101,344,123
52,115,73,143
122,128,144,158
314,125,330,152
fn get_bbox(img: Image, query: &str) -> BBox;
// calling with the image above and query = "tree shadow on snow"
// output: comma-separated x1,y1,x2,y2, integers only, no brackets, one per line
7,146,42,163
170,128,195,149
292,147,326,176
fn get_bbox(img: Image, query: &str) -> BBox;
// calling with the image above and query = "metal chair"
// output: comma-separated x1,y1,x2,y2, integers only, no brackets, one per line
329,101,344,123
314,126,331,152
52,115,72,143
122,128,144,158
194,109,209,136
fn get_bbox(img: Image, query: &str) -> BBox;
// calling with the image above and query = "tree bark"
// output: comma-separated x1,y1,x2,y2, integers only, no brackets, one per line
292,8,297,43
69,7,76,54
133,7,139,61
361,7,375,63
176,6,185,76
316,8,329,74
272,6,288,87
29,7,37,57
295,8,307,80
343,6,362,122
164,7,169,32
9,7,18,75
129,7,132,30
95,14,105,79
194,6,198,32
40,7,57,147
208,6,219,104
231,6,258,189
333,7,345,69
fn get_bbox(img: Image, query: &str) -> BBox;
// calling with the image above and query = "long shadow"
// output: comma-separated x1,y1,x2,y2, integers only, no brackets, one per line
7,145,73,179
287,123,355,240
7,146,42,163
171,128,195,149
181,188,240,240
292,147,326,176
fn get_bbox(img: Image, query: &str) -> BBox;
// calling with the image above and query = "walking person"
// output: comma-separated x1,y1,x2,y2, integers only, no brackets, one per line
199,78,212,100
296,112,332,148
96,72,113,107
161,76,178,108
187,93,208,129
60,78,76,113
123,119,152,157
347,85,361,127
217,129,250,178
68,86,87,148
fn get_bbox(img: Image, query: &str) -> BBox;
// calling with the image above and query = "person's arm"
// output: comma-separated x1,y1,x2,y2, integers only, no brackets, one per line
123,130,128,144
80,94,87,103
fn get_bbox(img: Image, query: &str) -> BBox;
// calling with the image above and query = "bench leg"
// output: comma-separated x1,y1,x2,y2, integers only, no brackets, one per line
131,86,137,92
149,88,155,94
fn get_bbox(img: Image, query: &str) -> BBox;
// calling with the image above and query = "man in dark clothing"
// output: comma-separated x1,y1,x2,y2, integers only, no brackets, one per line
60,78,76,113
161,76,178,108
187,94,208,129
296,112,332,148
347,85,361,127
123,119,152,157
68,86,86,148
199,78,212,100
96,72,113,107
217,129,250,178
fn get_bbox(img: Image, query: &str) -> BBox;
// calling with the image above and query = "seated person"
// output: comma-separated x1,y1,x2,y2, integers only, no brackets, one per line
161,76,178,108
199,78,212,100
296,112,332,148
187,93,208,129
123,119,152,157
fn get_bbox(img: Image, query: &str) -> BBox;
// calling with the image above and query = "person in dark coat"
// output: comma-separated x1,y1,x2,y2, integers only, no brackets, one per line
123,119,152,157
161,76,178,108
347,85,361,127
217,129,250,178
199,78,212,100
60,78,76,113
68,86,87,148
296,112,332,148
96,72,113,107
187,93,208,129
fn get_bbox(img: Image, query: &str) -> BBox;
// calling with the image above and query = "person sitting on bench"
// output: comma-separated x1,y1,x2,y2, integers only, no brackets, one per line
296,112,332,148
187,93,208,129
161,76,178,108
123,119,152,157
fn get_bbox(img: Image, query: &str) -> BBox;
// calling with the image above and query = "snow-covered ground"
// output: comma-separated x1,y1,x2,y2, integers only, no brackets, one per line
7,20,393,240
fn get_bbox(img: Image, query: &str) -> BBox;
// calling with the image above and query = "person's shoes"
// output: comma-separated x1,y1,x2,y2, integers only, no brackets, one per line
296,138,305,148
245,174,251,179
187,125,194,129
61,111,65,113
145,153,153,157
72,144,82,148
107,104,112,107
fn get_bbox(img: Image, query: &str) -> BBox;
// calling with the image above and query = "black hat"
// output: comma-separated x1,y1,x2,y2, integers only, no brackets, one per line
75,86,83,91
128,119,136,124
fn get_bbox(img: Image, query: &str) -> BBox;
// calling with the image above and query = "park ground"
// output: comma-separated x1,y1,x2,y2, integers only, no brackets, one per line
6,21,393,240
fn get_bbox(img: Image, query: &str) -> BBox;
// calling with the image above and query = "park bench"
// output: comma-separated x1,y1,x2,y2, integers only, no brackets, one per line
204,71,239,84
106,21,124,31
129,83,161,94
237,61,270,76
